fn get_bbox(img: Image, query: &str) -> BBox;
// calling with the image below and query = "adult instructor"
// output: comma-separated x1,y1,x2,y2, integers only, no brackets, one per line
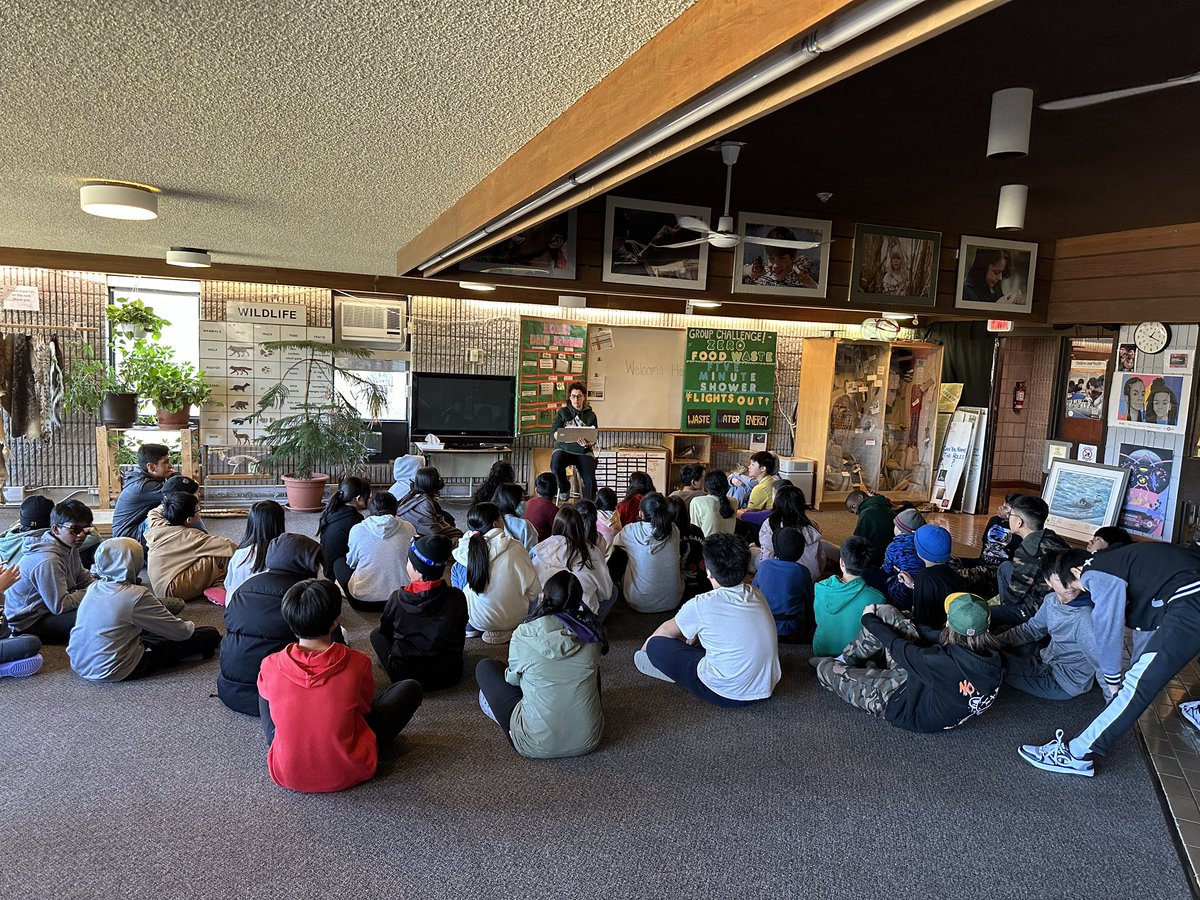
550,381,598,501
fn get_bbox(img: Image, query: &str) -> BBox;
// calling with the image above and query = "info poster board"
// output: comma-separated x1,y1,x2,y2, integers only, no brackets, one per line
681,327,777,433
957,406,990,514
930,409,978,510
586,324,686,431
517,317,587,434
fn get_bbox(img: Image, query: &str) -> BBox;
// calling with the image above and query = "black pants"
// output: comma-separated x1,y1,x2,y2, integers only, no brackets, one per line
259,678,423,748
476,658,523,738
127,627,222,680
550,450,597,500
20,609,79,645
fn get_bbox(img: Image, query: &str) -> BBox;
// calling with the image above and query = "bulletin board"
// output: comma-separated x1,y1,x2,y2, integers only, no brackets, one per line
517,317,588,434
585,324,686,431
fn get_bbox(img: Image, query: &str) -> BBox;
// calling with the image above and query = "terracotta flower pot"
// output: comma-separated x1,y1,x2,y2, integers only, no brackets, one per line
155,406,192,429
282,474,330,511
101,392,138,428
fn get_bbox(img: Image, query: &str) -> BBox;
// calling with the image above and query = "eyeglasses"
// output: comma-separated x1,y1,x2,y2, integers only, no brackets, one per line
65,524,92,535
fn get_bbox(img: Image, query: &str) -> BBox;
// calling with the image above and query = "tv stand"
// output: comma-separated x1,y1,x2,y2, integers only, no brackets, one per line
422,447,512,498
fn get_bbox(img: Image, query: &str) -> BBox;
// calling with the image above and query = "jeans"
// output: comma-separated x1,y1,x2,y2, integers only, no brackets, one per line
644,636,748,708
550,450,597,500
0,633,42,664
1001,645,1077,701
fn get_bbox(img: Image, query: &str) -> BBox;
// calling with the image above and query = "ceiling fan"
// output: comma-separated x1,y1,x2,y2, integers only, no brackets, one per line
1039,68,1200,110
651,141,826,252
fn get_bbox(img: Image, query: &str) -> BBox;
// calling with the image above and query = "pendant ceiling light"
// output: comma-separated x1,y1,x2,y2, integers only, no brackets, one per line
165,247,211,267
79,181,159,220
996,184,1028,231
987,87,1034,158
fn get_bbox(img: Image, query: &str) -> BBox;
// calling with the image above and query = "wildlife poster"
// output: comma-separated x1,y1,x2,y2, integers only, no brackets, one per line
1042,459,1129,542
198,320,333,452
1118,443,1175,539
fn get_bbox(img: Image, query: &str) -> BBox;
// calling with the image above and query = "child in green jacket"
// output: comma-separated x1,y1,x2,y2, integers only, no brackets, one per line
812,536,885,657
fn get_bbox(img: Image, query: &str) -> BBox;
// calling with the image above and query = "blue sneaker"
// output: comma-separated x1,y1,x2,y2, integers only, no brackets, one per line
0,654,44,679
1018,729,1094,777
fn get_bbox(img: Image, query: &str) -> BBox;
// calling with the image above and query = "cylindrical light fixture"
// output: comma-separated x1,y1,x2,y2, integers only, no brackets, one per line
987,87,1034,158
996,184,1028,231
166,247,211,267
458,281,496,292
79,182,159,220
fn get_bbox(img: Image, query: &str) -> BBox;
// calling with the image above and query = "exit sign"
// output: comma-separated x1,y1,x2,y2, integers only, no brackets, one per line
987,319,1014,332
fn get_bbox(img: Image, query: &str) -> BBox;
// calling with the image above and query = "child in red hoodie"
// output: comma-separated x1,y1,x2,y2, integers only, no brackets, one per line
257,578,423,793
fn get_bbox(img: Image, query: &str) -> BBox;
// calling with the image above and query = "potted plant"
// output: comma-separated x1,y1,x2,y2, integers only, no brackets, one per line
105,296,171,343
62,343,140,427
253,340,386,511
122,342,214,428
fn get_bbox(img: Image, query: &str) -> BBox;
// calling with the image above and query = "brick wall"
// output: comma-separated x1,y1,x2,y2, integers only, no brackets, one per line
991,336,1058,485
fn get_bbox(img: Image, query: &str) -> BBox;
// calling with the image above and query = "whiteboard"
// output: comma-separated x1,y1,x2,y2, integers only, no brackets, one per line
586,324,685,431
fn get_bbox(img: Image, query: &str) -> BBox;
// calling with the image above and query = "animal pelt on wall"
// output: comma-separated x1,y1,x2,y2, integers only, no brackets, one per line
9,334,50,441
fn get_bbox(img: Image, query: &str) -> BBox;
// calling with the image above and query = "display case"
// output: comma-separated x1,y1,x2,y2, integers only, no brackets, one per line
666,433,712,493
793,339,943,508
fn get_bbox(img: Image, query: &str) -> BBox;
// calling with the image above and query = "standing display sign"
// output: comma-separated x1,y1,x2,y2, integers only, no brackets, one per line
517,317,587,433
682,327,777,433
930,409,978,510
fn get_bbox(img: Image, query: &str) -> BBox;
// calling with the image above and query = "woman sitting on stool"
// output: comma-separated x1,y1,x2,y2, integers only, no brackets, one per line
550,381,598,501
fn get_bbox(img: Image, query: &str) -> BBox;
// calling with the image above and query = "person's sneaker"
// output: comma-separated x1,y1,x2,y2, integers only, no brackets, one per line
808,655,831,670
482,629,513,645
464,627,484,639
634,649,674,683
0,654,44,678
556,493,571,504
1180,701,1200,732
1018,728,1094,777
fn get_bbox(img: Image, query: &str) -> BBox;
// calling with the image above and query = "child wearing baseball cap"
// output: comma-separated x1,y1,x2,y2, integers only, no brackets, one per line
812,592,1004,733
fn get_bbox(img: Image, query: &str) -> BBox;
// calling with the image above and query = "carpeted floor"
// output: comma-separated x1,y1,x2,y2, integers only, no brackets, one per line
0,504,1191,899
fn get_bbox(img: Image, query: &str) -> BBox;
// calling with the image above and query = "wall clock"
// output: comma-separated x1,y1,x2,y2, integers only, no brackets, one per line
1134,321,1172,354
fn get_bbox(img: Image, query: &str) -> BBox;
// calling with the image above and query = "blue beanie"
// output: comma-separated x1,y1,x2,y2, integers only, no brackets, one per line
913,524,952,564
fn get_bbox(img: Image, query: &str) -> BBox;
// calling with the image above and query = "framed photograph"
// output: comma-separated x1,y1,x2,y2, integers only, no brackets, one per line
1063,359,1107,420
1168,351,1192,372
1108,372,1191,434
731,213,833,299
1117,443,1175,538
953,236,1038,314
1117,343,1137,372
850,223,941,308
1042,459,1130,542
1042,439,1072,473
1076,443,1098,463
602,196,710,290
457,210,577,279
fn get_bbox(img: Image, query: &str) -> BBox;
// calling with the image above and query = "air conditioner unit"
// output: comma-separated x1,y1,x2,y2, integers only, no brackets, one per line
337,300,407,344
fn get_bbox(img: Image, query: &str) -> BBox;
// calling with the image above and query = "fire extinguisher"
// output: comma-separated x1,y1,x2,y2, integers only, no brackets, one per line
1013,380,1027,411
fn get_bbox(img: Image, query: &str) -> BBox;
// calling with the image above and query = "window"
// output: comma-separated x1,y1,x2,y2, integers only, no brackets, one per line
107,276,201,414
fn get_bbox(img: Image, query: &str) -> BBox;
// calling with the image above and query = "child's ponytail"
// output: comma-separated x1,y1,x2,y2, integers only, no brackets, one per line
465,502,499,593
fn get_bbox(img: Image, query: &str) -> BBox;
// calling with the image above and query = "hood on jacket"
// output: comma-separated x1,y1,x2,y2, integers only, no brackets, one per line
120,468,161,495
364,514,407,540
859,495,893,515
451,527,513,566
91,537,143,583
266,532,323,576
819,576,879,614
525,613,588,659
533,535,576,568
22,530,72,563
390,454,426,493
266,641,351,688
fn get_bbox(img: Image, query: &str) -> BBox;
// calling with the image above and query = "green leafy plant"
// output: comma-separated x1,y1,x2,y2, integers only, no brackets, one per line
253,340,386,481
122,342,213,412
105,296,171,346
63,344,134,414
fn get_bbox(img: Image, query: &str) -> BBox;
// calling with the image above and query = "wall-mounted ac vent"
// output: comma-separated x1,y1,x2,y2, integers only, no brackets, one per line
338,300,407,344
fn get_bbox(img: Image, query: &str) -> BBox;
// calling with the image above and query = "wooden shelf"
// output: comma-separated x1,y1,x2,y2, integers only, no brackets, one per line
96,426,200,510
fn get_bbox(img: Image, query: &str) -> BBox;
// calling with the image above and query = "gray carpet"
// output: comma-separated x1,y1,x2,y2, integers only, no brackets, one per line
0,505,1192,899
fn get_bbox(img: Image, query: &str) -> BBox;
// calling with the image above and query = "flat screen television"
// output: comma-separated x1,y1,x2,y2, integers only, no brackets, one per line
410,372,516,447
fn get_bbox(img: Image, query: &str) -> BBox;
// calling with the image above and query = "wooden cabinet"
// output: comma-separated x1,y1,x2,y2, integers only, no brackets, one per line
666,433,712,493
793,339,943,509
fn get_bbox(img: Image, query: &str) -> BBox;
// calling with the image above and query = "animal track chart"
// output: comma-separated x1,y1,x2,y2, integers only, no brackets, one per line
198,304,332,448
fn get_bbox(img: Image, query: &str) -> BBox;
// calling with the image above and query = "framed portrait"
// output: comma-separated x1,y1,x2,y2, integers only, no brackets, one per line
730,213,832,299
850,223,941,308
953,236,1038,314
457,210,577,279
1117,343,1137,372
1108,371,1191,434
1042,459,1130,542
602,196,711,290
1042,439,1072,473
1117,443,1176,539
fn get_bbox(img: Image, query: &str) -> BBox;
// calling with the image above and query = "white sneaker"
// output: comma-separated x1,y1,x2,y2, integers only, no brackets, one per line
464,627,483,639
482,629,513,645
634,649,674,683
1018,728,1094,777
1180,701,1200,732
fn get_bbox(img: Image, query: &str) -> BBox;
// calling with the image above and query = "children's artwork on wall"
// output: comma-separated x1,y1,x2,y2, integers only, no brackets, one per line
1108,372,1191,433
602,196,710,290
953,236,1038,314
1117,343,1137,372
1117,443,1175,538
1076,443,1098,463
457,210,577,279
1042,459,1129,542
730,214,832,299
1063,359,1106,420
1042,439,1072,473
850,224,941,307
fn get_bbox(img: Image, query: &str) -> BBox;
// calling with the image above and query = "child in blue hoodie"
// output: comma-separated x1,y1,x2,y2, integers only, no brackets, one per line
883,508,926,607
812,536,885,657
752,527,813,642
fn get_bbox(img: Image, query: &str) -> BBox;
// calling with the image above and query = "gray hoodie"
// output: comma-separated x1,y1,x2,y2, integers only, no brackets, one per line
388,454,426,501
67,537,194,681
346,514,417,604
996,590,1101,697
3,530,94,633
613,521,682,613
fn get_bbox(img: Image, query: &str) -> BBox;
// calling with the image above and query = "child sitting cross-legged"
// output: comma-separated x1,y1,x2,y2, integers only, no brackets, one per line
67,538,221,682
634,533,781,708
474,570,607,759
667,495,708,603
612,492,683,614
0,563,44,678
812,535,885,658
532,507,615,620
594,488,623,549
451,502,540,644
752,527,814,643
812,593,1004,733
345,491,418,612
223,500,287,607
370,535,468,691
616,471,656,527
896,524,967,630
523,473,561,545
145,491,237,603
690,471,737,538
882,508,926,608
258,578,423,793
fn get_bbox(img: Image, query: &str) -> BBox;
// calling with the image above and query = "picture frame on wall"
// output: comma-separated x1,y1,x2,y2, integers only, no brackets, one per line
730,213,833,299
1116,443,1176,539
1076,443,1098,463
1108,371,1191,434
457,210,577,280
953,235,1038,315
1042,439,1072,473
850,223,941,308
1042,458,1130,542
602,196,711,291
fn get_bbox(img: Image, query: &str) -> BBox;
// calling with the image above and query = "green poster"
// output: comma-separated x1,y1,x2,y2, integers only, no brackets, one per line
682,327,777,433
517,317,588,434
